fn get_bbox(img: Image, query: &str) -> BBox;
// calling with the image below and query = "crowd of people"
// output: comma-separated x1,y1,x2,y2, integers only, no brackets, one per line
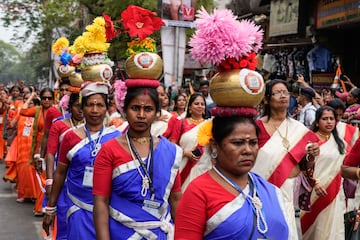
0,72,359,239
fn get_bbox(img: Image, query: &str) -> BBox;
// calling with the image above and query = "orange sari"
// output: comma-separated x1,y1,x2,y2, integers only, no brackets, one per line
19,106,46,212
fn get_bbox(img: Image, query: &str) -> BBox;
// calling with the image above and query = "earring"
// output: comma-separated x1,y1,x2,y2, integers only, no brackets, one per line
211,150,217,159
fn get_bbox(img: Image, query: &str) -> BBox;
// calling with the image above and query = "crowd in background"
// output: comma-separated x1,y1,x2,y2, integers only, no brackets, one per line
0,73,360,239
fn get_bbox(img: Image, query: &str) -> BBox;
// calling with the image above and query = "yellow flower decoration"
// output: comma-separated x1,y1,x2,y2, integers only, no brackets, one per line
72,17,109,54
52,37,69,55
125,37,157,57
197,120,213,146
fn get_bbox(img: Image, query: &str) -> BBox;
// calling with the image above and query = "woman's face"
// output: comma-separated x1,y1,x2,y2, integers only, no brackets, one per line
317,109,336,135
22,87,31,97
214,122,259,177
23,93,34,107
82,94,107,127
346,91,357,105
11,87,20,99
0,90,8,101
176,95,187,110
59,83,70,98
162,94,169,108
71,99,83,122
189,96,205,118
125,94,157,134
157,86,166,108
40,91,54,109
269,83,290,110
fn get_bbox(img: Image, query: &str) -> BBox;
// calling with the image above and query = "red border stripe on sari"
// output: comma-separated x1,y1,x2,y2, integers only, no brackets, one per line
300,172,342,234
268,130,319,187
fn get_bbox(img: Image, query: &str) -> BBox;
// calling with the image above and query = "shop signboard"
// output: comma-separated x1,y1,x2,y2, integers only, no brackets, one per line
312,72,334,90
269,0,300,37
316,0,360,29
158,0,197,28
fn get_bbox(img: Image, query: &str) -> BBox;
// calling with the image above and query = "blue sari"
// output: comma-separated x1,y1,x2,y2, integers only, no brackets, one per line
107,137,181,239
65,126,120,240
204,173,290,240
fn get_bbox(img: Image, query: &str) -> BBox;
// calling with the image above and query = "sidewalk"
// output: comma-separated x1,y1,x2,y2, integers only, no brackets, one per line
0,161,43,239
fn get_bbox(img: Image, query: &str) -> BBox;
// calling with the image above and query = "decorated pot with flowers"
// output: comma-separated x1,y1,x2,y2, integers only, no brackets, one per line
52,37,76,78
72,16,114,83
124,38,163,79
119,5,165,81
57,64,75,78
81,52,113,82
190,7,265,108
210,68,264,107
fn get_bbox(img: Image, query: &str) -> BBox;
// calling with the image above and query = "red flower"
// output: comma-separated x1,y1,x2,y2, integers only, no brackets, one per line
121,5,164,40
103,13,120,42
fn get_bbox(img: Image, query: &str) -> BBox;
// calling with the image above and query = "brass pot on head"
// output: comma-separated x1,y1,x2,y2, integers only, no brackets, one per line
69,72,84,87
81,64,113,82
125,52,163,80
210,69,265,107
57,65,75,78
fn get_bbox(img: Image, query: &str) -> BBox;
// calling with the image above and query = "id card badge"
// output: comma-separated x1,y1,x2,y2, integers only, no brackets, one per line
82,166,93,187
0,117,3,124
142,199,161,218
23,126,31,137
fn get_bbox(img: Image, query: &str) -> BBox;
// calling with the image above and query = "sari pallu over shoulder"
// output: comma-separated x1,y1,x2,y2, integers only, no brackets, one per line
301,134,346,240
204,173,290,240
109,138,181,240
65,126,121,240
253,118,318,187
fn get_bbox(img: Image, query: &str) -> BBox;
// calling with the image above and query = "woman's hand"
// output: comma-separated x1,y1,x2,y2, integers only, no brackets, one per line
306,142,320,157
183,150,200,161
42,213,54,236
314,181,327,197
157,114,169,122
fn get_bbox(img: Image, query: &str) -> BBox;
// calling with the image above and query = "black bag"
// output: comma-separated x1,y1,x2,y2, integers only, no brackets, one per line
344,210,360,240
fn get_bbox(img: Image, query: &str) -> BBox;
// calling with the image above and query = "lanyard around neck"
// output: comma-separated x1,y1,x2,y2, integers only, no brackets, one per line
126,132,155,199
84,124,104,163
213,166,268,237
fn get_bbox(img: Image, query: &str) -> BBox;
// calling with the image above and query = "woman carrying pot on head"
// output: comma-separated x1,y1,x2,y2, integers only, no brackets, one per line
175,115,292,239
93,81,182,239
43,82,121,239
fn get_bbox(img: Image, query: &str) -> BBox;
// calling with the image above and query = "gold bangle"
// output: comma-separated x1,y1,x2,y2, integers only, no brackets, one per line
356,168,360,179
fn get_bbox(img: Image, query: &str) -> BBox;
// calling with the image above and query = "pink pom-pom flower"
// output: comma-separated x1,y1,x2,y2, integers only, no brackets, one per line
189,7,263,67
59,94,70,110
114,80,127,112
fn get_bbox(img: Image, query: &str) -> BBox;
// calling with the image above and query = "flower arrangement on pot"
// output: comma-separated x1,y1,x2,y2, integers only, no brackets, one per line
103,5,165,81
52,37,84,91
71,16,115,83
189,7,265,109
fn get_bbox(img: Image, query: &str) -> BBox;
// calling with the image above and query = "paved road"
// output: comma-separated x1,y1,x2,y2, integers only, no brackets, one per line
0,161,43,239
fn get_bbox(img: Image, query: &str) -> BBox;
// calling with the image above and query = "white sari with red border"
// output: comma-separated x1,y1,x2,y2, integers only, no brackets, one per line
300,134,346,240
252,118,318,240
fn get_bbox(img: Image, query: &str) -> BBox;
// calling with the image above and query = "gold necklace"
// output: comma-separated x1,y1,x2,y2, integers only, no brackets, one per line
130,136,152,144
273,121,289,150
317,131,330,141
189,117,204,125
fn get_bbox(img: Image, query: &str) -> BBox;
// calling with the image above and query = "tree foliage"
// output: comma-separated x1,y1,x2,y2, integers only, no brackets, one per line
0,40,36,85
1,0,215,86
